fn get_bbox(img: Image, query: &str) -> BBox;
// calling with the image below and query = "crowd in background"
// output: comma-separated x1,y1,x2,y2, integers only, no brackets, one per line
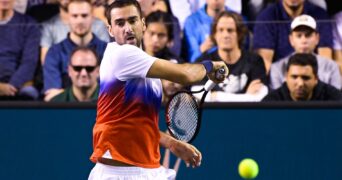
1,0,342,102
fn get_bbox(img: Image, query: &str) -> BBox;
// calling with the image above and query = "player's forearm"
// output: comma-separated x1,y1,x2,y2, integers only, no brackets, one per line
182,63,207,84
159,131,177,149
147,59,207,85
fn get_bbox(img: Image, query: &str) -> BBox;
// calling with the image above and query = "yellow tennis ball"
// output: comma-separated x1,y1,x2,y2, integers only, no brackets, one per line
238,158,259,179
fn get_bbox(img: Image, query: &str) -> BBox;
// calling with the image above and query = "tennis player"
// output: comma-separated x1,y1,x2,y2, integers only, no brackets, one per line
88,0,228,179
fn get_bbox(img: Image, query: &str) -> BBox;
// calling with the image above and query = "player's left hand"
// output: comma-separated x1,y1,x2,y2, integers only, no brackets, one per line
169,140,202,168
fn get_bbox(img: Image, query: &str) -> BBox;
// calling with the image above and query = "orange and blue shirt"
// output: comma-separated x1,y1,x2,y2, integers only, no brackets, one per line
90,42,162,168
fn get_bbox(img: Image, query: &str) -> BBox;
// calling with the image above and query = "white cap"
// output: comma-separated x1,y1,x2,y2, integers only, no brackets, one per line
291,14,317,31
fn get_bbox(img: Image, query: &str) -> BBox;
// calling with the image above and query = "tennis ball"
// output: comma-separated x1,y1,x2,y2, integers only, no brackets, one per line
238,158,259,179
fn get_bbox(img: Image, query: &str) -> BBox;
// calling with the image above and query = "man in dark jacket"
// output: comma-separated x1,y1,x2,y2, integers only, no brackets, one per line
263,53,342,101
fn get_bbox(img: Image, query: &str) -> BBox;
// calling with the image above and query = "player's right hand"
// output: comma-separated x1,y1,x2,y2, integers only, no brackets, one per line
208,61,229,83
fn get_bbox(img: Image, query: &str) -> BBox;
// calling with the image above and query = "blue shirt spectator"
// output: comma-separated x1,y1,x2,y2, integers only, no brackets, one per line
43,34,106,93
253,0,332,72
0,11,40,92
183,2,232,62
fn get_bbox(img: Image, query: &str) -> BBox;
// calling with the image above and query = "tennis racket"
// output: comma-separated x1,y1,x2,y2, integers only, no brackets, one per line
165,68,226,143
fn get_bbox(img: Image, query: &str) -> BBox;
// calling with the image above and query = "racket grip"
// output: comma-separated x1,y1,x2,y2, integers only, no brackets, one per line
204,80,216,91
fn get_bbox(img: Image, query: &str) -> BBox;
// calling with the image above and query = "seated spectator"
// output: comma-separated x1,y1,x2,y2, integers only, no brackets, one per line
143,11,179,61
332,11,342,74
253,0,333,73
270,14,341,90
263,53,342,101
51,47,99,102
137,0,155,17
151,0,182,57
242,0,275,24
0,0,41,100
43,0,107,101
143,10,183,103
91,0,109,25
40,0,109,63
183,0,229,62
195,11,268,102
169,0,242,30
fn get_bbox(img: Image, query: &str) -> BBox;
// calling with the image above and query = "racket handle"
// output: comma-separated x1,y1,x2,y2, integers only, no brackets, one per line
204,80,216,91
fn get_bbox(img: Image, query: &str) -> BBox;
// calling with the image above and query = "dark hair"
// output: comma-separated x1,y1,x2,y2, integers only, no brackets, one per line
210,11,247,49
105,0,143,25
286,53,318,76
145,10,173,40
291,26,317,35
69,46,100,66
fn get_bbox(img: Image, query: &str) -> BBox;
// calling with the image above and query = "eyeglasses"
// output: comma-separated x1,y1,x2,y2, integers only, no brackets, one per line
71,65,97,73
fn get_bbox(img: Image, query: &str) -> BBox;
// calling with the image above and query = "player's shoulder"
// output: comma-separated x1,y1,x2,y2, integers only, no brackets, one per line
103,42,146,66
107,42,141,53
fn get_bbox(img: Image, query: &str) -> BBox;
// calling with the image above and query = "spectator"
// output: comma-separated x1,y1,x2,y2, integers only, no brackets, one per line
43,0,107,101
183,0,228,62
91,0,109,25
263,53,342,101
332,11,342,74
51,47,99,102
270,14,341,90
151,0,182,57
169,0,242,30
242,0,276,23
253,0,333,73
0,0,41,100
40,0,109,63
143,11,183,103
195,11,268,102
143,11,180,62
136,0,155,17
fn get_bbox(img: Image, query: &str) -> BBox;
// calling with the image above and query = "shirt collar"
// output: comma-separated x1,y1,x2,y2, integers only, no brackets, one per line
279,0,309,20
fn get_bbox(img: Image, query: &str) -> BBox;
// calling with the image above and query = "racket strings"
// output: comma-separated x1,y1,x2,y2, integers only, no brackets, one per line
167,93,199,142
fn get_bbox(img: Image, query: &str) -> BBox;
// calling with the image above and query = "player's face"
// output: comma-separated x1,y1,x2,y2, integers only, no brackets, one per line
69,51,99,89
214,16,239,51
143,22,169,55
286,65,318,101
0,0,14,11
68,2,93,37
289,30,319,53
108,5,145,47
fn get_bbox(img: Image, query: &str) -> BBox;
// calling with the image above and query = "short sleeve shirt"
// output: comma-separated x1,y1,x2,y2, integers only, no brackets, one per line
91,42,163,168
